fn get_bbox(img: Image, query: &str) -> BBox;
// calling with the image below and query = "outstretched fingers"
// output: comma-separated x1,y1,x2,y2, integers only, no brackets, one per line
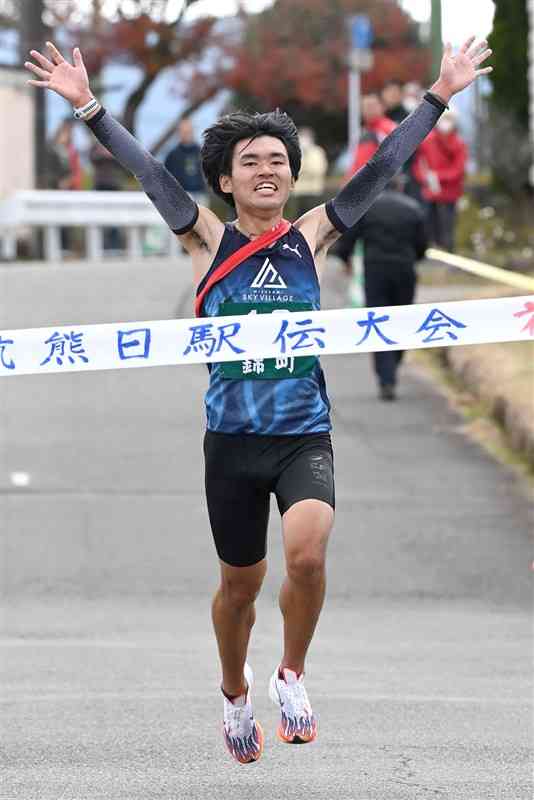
467,39,488,59
459,35,476,54
24,56,51,87
29,49,55,71
24,61,51,80
473,48,492,67
73,47,85,68
45,41,66,65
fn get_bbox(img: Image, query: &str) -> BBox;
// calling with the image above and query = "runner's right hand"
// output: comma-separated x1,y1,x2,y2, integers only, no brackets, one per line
25,42,93,108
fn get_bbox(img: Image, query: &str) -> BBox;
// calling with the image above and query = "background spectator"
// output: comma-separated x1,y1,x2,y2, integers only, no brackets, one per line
90,141,127,252
45,119,82,191
335,94,398,273
413,109,468,251
164,117,206,202
44,119,82,253
381,80,409,124
293,127,328,217
90,141,126,193
345,94,397,178
335,174,428,401
402,81,424,113
382,80,425,199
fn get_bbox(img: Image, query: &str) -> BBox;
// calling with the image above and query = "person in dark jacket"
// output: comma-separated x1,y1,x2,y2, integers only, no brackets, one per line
335,174,428,401
381,80,409,124
164,116,206,198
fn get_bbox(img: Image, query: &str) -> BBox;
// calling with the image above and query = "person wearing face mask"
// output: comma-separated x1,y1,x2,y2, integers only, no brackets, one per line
402,82,424,114
413,109,468,251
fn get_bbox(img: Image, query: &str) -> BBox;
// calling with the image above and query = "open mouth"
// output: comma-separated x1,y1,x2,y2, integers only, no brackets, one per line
255,183,277,193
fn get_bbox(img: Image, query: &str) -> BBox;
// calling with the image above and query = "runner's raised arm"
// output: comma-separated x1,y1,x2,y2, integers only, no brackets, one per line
25,42,200,237
303,37,492,252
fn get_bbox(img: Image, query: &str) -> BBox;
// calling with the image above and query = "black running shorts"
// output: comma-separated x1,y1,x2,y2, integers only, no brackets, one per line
203,431,335,567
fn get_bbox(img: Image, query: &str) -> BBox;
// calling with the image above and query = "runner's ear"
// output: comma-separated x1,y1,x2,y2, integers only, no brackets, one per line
219,174,232,193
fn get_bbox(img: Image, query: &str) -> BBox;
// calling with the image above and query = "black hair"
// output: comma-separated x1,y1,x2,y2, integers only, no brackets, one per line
200,109,301,207
383,79,402,90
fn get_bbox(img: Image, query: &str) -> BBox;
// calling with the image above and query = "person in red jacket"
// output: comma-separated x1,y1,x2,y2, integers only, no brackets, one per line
335,95,398,272
345,94,397,177
413,109,467,251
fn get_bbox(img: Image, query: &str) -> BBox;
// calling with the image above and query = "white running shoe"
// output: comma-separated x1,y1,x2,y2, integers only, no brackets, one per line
222,663,264,764
269,666,318,744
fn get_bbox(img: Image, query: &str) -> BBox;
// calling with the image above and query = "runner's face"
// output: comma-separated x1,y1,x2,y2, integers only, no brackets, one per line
220,136,293,212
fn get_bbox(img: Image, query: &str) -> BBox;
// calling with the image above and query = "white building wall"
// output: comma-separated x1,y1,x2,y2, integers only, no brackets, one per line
0,68,34,198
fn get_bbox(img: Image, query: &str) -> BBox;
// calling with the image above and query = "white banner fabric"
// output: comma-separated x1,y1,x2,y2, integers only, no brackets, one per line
0,295,532,378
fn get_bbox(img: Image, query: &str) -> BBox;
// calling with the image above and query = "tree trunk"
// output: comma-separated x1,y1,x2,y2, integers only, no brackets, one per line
121,72,158,134
19,0,49,188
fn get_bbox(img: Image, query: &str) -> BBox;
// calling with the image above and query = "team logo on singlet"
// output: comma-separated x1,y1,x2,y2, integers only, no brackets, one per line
251,258,287,289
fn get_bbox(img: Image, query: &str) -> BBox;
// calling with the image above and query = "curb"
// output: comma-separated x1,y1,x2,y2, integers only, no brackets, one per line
442,344,534,467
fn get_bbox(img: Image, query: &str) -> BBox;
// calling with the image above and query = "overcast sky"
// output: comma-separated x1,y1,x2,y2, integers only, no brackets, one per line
187,0,495,44
400,0,495,42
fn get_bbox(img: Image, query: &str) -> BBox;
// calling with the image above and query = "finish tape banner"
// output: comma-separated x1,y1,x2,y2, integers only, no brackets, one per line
0,295,532,378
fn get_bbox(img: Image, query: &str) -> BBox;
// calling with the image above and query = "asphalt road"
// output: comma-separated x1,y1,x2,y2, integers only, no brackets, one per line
0,255,532,800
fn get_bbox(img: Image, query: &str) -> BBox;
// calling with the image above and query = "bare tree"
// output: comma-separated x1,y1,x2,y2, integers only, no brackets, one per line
71,0,221,134
3,0,226,136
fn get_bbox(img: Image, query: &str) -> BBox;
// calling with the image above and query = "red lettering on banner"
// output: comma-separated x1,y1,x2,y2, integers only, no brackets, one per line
514,301,534,336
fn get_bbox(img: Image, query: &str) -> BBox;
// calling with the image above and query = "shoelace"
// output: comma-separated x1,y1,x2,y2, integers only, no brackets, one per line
226,703,250,736
281,679,310,715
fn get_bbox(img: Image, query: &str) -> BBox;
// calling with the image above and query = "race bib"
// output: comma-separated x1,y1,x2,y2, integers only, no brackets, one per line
218,301,316,380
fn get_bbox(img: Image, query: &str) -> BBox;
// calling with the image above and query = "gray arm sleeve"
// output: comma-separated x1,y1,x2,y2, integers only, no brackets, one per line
86,108,199,235
326,92,446,233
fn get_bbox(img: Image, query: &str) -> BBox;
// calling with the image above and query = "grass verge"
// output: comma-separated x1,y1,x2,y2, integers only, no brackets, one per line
411,345,534,492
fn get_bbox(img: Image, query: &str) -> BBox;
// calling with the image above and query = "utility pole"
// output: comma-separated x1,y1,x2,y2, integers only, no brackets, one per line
431,0,443,79
347,15,373,149
19,0,48,188
528,0,534,186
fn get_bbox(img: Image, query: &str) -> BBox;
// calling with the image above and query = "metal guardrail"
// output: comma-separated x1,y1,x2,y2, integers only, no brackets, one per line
427,248,534,293
0,190,179,262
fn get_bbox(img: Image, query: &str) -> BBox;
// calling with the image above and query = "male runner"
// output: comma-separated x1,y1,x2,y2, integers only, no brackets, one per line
25,37,491,765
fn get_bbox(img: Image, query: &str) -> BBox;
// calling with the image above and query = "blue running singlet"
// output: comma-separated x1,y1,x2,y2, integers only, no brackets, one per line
196,224,332,435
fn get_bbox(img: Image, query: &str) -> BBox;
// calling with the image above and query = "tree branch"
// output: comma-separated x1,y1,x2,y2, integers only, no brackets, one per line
121,71,158,132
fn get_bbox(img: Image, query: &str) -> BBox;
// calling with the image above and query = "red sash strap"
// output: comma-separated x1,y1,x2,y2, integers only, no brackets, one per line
194,219,291,317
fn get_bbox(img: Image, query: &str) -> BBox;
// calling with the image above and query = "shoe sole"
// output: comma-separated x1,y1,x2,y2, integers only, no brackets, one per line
268,673,318,745
224,720,264,764
276,724,316,745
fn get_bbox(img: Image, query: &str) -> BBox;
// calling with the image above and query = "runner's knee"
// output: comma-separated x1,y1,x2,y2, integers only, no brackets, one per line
220,563,266,608
286,550,325,584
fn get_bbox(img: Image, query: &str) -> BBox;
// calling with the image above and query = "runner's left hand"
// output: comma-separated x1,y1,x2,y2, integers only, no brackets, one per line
433,37,492,101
